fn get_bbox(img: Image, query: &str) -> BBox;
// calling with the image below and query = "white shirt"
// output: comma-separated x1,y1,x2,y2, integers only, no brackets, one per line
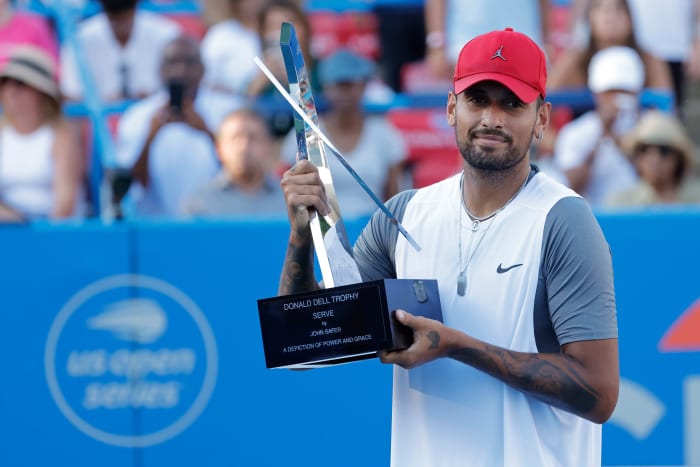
200,19,261,95
628,0,694,61
281,116,407,218
60,10,181,101
115,89,243,216
389,173,602,467
0,124,54,218
554,111,639,206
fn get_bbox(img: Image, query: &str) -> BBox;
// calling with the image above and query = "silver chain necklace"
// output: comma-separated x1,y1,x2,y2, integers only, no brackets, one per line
457,170,532,296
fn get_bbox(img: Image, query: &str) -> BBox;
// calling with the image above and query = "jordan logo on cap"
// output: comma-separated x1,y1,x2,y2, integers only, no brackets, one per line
490,45,507,61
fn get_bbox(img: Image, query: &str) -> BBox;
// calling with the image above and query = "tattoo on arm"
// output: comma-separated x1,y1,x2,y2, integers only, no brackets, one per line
449,343,599,417
427,331,440,350
278,233,319,295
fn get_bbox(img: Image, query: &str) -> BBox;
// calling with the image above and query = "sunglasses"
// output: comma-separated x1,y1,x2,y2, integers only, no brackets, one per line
634,144,680,159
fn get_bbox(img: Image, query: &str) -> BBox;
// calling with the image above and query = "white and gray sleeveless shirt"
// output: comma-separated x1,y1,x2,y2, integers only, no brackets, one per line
353,167,617,467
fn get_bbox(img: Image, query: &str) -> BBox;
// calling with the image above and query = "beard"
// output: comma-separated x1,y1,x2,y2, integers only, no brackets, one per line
457,126,533,173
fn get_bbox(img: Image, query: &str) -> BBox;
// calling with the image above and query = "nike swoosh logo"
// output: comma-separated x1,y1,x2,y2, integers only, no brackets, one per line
497,263,523,274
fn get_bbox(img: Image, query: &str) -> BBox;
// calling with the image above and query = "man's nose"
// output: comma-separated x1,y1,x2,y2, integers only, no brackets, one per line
479,104,505,128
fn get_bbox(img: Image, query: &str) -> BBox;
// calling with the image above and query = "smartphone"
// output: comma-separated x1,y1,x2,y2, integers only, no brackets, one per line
167,80,185,113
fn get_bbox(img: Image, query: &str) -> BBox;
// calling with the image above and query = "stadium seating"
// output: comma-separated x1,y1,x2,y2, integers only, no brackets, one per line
386,108,462,188
308,10,380,59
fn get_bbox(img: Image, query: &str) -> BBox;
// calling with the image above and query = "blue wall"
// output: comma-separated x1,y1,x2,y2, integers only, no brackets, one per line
0,212,699,466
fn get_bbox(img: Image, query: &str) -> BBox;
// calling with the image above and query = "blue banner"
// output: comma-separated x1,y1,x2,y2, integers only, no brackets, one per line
0,212,698,466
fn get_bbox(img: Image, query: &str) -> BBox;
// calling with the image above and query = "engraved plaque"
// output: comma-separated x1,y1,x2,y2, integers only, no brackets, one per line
258,279,443,368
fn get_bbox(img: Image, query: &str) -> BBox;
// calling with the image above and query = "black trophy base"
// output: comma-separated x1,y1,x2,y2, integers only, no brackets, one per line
257,279,442,369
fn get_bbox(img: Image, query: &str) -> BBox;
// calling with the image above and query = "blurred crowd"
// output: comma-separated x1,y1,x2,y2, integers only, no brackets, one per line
1,0,700,224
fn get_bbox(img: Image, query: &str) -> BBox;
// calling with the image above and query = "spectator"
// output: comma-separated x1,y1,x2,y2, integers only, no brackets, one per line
607,110,700,206
0,0,59,68
530,144,568,186
627,0,700,111
554,46,642,206
281,48,407,218
199,0,233,28
0,46,84,221
245,0,314,96
200,0,264,96
246,0,318,138
424,0,551,80
373,3,425,92
549,0,672,94
60,0,181,102
115,35,242,217
183,107,285,217
568,0,697,111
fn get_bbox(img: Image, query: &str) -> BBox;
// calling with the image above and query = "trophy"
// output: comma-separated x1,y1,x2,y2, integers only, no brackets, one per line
256,23,442,369
278,22,362,288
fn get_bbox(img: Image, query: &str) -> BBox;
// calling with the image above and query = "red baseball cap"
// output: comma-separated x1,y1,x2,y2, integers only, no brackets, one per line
453,27,547,103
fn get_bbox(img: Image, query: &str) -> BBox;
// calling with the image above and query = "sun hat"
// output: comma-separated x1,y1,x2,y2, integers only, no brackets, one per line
453,27,547,103
588,46,644,94
0,45,60,102
621,110,695,172
318,48,375,86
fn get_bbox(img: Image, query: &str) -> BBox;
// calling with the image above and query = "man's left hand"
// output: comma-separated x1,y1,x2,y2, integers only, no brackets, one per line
378,310,451,370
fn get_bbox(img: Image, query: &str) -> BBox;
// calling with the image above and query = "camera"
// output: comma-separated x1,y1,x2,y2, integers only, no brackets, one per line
167,80,185,113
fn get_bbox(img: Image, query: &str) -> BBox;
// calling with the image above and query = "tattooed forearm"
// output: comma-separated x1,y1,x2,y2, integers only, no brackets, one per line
450,343,600,419
278,237,319,295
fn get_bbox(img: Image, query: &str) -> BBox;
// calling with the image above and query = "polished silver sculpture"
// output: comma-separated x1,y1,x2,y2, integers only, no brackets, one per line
279,22,362,288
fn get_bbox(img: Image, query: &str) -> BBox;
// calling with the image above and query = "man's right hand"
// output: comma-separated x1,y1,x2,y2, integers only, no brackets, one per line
598,99,618,137
280,159,330,239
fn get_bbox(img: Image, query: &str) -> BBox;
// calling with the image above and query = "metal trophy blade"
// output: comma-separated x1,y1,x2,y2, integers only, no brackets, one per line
253,58,422,252
279,22,362,288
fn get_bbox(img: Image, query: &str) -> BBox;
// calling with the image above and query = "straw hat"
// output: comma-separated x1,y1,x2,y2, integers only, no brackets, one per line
0,45,60,103
621,110,696,173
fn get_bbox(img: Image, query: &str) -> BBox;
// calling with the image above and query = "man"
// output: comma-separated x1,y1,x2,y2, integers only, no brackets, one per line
278,28,619,466
115,35,242,216
182,107,285,217
569,0,700,111
554,46,643,206
60,0,181,101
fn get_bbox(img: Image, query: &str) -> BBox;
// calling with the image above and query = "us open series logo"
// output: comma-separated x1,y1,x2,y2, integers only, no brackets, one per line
44,275,218,447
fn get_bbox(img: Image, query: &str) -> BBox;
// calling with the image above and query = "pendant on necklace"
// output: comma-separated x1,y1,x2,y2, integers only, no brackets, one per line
471,220,479,232
457,270,467,296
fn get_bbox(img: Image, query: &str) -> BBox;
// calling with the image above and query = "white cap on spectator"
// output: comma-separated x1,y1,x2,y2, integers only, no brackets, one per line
588,46,645,94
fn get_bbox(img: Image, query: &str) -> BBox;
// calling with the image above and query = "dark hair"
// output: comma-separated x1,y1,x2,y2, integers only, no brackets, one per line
99,0,138,14
217,106,272,138
674,152,686,183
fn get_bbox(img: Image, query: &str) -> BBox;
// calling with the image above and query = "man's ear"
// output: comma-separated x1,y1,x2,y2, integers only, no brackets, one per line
447,92,457,127
536,100,552,137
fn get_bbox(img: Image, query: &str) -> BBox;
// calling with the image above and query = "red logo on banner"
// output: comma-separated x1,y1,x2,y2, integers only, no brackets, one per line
659,298,700,352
